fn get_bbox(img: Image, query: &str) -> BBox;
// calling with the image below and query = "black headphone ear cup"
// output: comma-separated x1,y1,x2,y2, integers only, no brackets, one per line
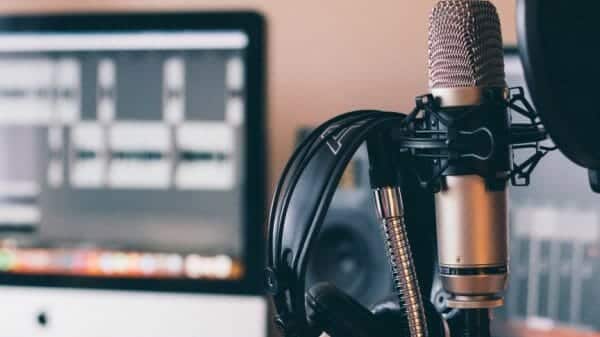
370,296,447,337
306,209,394,308
305,283,384,337
370,296,410,337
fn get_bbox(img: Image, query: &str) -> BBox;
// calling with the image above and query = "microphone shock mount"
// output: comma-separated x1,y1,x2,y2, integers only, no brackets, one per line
395,87,555,193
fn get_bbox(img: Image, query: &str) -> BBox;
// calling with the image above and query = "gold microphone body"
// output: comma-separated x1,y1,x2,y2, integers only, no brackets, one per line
428,0,510,309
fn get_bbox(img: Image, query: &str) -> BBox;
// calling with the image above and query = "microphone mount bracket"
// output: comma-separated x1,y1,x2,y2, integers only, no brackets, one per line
392,87,555,192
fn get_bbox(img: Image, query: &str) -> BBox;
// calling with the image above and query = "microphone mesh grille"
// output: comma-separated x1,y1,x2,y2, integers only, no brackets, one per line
428,0,506,89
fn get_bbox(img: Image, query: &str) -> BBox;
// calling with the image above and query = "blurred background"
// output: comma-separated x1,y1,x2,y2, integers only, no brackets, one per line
0,1,598,337
0,0,517,185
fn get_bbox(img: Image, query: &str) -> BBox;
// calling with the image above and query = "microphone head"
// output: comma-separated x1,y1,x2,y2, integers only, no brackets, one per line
428,0,506,89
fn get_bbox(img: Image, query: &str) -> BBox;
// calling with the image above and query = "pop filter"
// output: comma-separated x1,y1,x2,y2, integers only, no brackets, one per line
517,0,600,191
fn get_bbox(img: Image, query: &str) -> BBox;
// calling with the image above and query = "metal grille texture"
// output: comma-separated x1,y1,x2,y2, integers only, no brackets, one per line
428,0,506,89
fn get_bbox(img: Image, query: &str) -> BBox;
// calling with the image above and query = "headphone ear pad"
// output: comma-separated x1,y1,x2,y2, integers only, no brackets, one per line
371,295,447,337
305,283,384,337
370,296,410,337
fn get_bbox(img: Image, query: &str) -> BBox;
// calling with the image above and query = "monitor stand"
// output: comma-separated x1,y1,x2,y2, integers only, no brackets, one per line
0,285,267,337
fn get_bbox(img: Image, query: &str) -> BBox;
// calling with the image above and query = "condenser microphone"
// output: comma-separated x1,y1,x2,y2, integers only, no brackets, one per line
428,0,510,309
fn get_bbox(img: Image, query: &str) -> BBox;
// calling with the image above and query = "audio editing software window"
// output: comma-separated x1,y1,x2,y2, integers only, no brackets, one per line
0,31,249,281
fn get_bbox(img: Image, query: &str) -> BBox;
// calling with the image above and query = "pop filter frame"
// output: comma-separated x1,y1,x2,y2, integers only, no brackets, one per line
517,0,600,172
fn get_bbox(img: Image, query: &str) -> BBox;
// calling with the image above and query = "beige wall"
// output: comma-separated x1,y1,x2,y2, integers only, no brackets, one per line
0,0,517,188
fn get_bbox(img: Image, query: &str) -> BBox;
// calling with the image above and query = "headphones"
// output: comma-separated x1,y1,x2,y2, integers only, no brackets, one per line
265,109,444,337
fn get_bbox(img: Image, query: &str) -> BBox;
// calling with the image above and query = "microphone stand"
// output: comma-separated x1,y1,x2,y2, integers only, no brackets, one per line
445,309,491,337
366,129,436,337
265,88,552,337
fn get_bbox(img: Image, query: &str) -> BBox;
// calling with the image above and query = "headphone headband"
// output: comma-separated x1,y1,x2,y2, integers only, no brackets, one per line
266,111,406,337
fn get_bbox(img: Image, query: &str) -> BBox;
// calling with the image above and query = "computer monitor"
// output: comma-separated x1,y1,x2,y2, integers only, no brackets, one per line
0,12,266,337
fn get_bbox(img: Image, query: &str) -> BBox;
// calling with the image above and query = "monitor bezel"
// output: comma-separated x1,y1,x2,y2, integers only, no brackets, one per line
0,11,266,295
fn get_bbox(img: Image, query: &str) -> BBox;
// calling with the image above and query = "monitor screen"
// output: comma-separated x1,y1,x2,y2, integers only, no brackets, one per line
0,14,265,293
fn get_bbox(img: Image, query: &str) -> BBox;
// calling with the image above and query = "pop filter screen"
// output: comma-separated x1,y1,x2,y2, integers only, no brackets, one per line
518,0,600,170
